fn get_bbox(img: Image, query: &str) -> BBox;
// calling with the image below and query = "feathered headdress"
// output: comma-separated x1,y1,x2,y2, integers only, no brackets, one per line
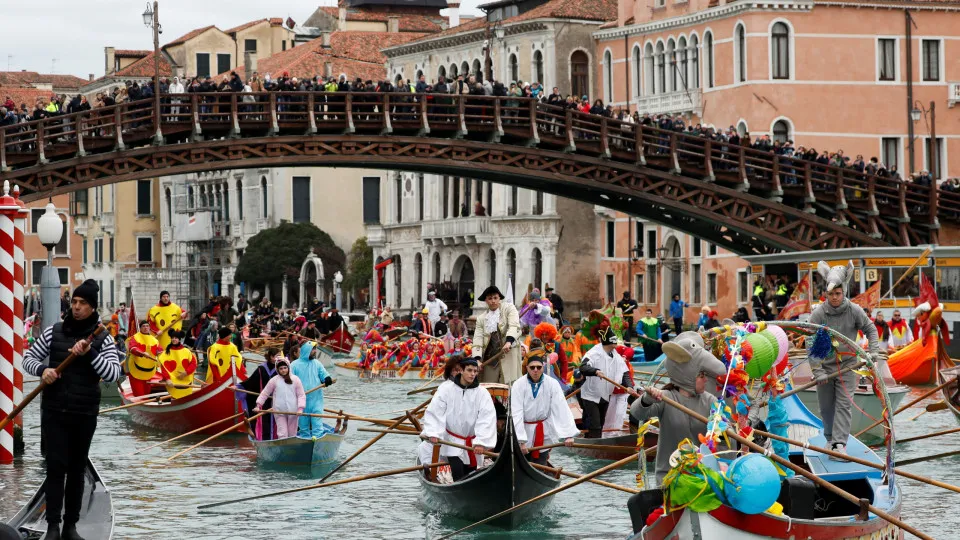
533,322,559,343
580,310,609,340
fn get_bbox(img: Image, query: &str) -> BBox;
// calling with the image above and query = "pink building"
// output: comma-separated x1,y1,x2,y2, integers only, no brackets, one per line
594,0,960,181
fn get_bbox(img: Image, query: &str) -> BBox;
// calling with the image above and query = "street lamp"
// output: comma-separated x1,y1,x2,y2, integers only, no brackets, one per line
143,1,163,145
630,243,644,262
334,271,344,311
912,100,938,180
37,202,64,330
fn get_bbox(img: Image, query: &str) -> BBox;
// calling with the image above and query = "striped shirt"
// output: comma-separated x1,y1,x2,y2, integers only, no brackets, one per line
22,326,122,383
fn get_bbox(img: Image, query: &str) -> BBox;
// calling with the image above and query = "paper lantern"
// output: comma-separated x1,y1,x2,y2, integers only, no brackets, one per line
743,333,776,379
766,325,791,367
724,454,781,515
756,330,781,367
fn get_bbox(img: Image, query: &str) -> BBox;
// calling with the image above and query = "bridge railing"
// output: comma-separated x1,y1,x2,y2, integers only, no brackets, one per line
0,91,955,233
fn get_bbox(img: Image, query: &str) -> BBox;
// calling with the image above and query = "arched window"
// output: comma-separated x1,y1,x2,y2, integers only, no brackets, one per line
416,69,423,81
164,188,172,223
632,45,642,97
735,24,747,83
488,249,496,285
509,54,519,83
690,35,700,88
506,249,517,299
260,176,268,218
394,175,402,223
771,22,790,80
737,120,748,137
393,255,402,300
644,43,655,95
438,65,446,79
472,59,482,81
236,180,243,220
603,49,613,102
461,61,470,78
705,32,715,88
655,42,666,94
414,253,422,298
449,64,458,78
772,119,791,143
533,50,544,84
570,51,589,98
667,39,676,93
222,182,230,221
532,248,543,290
433,252,441,283
678,37,688,90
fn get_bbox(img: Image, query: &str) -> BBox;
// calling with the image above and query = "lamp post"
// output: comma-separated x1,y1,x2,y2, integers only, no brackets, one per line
912,99,939,229
483,22,504,82
334,271,343,311
143,1,163,145
36,202,64,330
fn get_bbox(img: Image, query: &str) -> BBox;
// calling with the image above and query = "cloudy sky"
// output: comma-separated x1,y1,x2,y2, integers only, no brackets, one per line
1,0,484,79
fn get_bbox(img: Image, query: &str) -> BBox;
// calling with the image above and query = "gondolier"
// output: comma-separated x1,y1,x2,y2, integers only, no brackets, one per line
578,322,630,438
424,290,448,326
147,290,186,352
418,357,497,481
472,286,522,384
21,280,121,540
510,350,578,465
809,261,879,458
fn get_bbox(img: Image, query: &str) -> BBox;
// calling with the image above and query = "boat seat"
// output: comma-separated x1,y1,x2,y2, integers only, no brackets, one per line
802,434,882,480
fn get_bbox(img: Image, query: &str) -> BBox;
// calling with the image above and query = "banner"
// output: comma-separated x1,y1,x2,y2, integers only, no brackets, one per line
778,274,811,320
850,281,881,311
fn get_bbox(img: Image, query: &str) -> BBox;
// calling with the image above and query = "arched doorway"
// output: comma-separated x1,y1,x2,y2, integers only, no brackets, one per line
661,236,683,307
571,51,589,99
452,255,475,311
299,249,325,309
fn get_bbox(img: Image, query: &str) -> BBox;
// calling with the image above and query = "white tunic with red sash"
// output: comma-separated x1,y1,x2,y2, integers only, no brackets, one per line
509,374,580,458
418,377,497,467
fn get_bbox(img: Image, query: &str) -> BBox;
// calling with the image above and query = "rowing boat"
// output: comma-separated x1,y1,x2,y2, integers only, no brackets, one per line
418,383,561,528
314,345,353,369
565,430,658,462
937,336,960,424
3,459,114,540
251,419,348,467
334,361,439,381
119,372,245,435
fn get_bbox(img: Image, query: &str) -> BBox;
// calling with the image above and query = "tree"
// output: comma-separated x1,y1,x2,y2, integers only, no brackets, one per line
235,222,345,286
343,237,373,294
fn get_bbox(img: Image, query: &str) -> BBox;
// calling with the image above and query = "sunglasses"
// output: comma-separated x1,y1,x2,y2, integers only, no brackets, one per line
527,365,543,370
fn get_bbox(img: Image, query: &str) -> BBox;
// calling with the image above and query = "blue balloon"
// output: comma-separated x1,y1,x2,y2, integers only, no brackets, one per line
723,454,781,515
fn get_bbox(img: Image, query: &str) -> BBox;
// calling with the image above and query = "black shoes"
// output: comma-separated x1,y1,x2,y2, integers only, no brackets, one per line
41,525,60,540
61,523,85,540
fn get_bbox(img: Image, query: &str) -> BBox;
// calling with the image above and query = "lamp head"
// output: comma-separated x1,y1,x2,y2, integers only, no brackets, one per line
142,3,154,27
911,107,922,123
37,202,64,248
494,26,505,40
334,271,343,284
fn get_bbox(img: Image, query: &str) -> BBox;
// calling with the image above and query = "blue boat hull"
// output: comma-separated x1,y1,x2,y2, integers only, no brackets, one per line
251,426,346,467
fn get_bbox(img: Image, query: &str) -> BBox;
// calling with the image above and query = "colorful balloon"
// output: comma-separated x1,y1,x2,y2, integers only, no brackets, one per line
743,333,776,379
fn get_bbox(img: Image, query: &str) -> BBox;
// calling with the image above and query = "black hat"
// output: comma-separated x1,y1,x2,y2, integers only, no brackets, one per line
72,279,99,311
160,290,170,298
218,327,233,340
598,326,619,346
168,329,185,340
460,357,479,367
478,286,504,301
139,319,150,328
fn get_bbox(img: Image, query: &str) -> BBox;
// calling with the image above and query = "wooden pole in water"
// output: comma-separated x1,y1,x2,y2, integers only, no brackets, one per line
127,412,246,456
855,377,956,437
167,411,266,461
896,449,960,467
99,395,171,414
889,425,960,445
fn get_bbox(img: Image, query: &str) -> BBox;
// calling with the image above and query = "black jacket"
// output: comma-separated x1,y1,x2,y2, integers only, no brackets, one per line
44,316,110,415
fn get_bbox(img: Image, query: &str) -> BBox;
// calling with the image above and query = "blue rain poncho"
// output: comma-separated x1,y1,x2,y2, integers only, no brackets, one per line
290,342,333,438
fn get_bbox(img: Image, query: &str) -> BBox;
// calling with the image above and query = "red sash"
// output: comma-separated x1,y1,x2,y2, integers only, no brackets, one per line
446,428,477,468
524,419,546,458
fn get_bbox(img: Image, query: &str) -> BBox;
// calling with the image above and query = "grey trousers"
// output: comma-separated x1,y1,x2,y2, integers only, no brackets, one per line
816,368,857,446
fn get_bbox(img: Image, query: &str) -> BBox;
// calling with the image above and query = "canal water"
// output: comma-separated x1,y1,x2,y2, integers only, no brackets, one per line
1,375,957,539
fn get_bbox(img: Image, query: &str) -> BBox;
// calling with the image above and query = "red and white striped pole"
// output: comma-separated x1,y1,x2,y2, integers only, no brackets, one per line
0,181,20,464
11,185,26,451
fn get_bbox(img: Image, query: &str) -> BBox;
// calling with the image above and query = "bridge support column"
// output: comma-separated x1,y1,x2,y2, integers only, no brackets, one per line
381,94,393,136
268,93,279,136
418,98,430,137
343,94,355,135
634,124,645,166
767,155,783,203
305,94,317,135
702,140,715,182
525,101,539,148
75,115,86,158
229,94,241,139
488,99,503,143
0,181,24,464
11,190,24,456
455,97,467,139
563,110,576,153
36,123,47,164
190,95,202,143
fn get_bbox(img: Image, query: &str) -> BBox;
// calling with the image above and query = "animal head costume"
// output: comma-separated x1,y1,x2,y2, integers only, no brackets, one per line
912,273,950,346
817,260,855,294
662,331,727,395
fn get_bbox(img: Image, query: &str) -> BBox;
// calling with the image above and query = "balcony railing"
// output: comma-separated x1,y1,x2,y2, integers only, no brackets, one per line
949,82,960,108
634,89,702,117
421,216,492,245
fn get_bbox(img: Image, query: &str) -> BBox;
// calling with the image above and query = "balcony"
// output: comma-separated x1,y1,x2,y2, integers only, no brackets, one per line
634,89,702,117
101,212,115,234
256,218,271,233
949,82,960,108
212,222,233,239
366,225,386,247
421,216,492,246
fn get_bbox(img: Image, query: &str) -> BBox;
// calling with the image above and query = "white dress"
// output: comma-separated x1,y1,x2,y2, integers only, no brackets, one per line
510,374,580,447
417,379,497,466
580,345,627,405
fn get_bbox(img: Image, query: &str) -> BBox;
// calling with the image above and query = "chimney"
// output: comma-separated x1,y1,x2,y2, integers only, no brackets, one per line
446,0,461,28
105,47,116,76
244,51,258,76
321,32,332,49
88,74,95,82
324,62,333,79
338,7,347,29
388,16,400,33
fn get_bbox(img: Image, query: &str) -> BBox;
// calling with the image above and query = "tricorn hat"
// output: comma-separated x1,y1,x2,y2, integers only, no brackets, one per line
478,286,504,301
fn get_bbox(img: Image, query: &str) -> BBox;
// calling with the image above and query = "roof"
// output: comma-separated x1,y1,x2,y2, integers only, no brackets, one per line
115,49,151,58
316,6,445,32
0,71,87,90
164,25,219,47
223,18,289,34
113,51,174,78
0,86,54,108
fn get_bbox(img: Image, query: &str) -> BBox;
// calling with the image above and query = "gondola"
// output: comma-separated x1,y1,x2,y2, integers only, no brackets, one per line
251,418,349,467
418,383,561,529
3,459,114,540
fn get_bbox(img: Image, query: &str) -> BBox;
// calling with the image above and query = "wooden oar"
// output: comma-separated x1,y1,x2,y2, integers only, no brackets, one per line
318,396,433,482
128,412,246,456
407,348,508,396
231,382,332,398
325,410,419,430
260,410,347,421
436,452,640,539
527,441,640,454
596,373,638,395
855,377,956,437
897,449,960,467
0,325,105,432
99,395,171,414
888,425,960,445
407,385,440,396
167,411,265,461
564,388,581,400
651,390,934,539
775,362,866,400
197,462,445,510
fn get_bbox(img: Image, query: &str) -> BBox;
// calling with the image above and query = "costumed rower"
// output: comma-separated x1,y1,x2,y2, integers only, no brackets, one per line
147,290,186,352
519,288,556,330
807,260,879,458
472,286,522,384
290,341,335,438
205,327,246,384
418,356,497,481
159,330,197,399
604,345,637,431
511,349,579,465
578,321,635,438
125,319,162,397
630,331,727,484
254,358,306,439
558,326,581,380
635,308,663,362
238,347,279,440
886,309,914,351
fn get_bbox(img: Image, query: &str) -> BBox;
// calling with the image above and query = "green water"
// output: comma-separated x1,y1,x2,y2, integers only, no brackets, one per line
1,378,957,539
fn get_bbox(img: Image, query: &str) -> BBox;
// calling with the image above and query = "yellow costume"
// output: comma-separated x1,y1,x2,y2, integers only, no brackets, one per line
205,338,244,384
148,301,184,351
125,331,162,396
160,345,199,399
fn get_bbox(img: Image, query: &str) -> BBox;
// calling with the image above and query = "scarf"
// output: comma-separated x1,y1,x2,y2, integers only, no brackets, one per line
527,374,543,399
484,309,500,334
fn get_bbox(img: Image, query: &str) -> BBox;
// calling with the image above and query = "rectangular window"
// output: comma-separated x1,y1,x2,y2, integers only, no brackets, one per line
30,261,42,286
646,230,657,259
692,238,701,258
605,221,615,257
109,280,114,307
196,53,210,78
282,40,287,51
881,137,900,172
362,177,381,224
137,180,152,215
82,240,88,264
924,137,945,180
93,238,102,263
57,268,68,285
922,40,940,82
878,38,896,81
646,264,657,304
635,273,644,304
707,273,717,304
108,236,114,262
54,220,67,257
692,264,701,304
244,39,257,52
98,280,103,309
635,221,644,254
69,190,88,216
165,254,173,268
292,177,311,223
708,243,718,256
137,237,153,263
738,270,749,304
605,274,615,303
217,53,231,75
30,209,42,232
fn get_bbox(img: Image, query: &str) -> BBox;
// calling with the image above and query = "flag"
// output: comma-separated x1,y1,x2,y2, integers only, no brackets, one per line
126,298,138,347
778,274,811,320
188,214,196,226
505,275,515,306
850,281,881,311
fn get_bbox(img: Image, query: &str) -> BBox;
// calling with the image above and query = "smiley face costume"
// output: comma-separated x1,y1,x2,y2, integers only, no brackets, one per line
148,291,185,352
205,327,246,384
160,339,198,399
126,328,162,397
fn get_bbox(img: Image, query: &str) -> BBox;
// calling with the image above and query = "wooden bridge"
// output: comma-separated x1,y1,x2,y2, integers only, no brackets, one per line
1,92,954,254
